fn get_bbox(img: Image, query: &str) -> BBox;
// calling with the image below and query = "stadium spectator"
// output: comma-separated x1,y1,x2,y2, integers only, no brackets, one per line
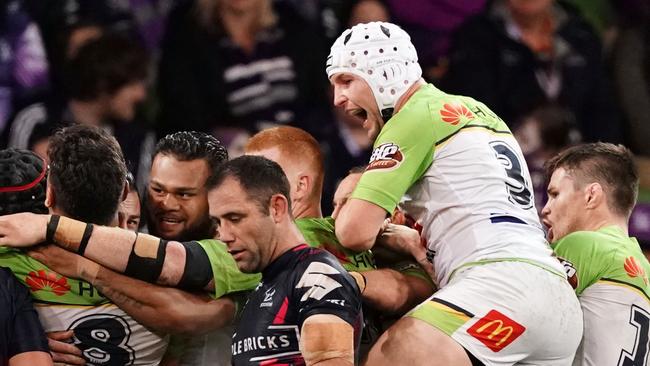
157,0,332,142
328,21,582,365
0,0,49,139
542,142,650,365
443,0,622,143
7,33,156,188
611,1,650,156
384,0,488,81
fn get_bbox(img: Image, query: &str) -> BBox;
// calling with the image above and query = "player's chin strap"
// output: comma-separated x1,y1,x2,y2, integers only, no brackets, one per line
381,107,394,123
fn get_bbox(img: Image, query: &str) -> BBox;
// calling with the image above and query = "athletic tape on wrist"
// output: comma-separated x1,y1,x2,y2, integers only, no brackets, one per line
49,216,90,251
46,215,60,243
77,223,94,256
177,241,213,290
124,233,167,283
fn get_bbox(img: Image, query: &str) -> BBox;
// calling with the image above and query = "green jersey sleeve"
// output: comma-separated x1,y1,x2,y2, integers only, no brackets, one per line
552,231,613,295
296,217,376,272
196,240,261,299
351,99,436,214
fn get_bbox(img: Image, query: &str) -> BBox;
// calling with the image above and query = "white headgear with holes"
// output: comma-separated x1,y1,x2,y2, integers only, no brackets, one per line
326,22,422,121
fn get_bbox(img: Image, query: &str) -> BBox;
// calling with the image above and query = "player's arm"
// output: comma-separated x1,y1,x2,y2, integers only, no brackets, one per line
351,267,434,315
335,199,387,252
300,314,354,366
0,213,213,289
28,245,235,335
6,269,52,366
8,351,52,366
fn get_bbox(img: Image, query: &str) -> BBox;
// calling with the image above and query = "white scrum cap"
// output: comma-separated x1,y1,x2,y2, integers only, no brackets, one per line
326,22,422,120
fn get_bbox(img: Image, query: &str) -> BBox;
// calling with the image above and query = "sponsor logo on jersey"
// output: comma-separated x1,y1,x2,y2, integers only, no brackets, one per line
624,256,648,285
231,325,300,361
468,310,525,352
440,102,474,125
557,257,579,289
25,269,71,296
296,262,342,301
261,288,276,308
367,142,403,171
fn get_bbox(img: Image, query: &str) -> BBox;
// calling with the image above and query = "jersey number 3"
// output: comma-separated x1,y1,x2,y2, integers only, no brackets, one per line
619,305,650,366
490,141,533,209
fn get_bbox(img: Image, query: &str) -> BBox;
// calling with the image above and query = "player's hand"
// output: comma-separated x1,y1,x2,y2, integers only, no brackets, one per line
0,213,49,248
47,330,85,365
378,222,434,278
27,245,99,283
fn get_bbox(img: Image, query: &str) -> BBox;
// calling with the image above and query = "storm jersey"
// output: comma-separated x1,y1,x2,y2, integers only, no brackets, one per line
231,245,362,366
0,247,167,365
553,227,650,366
351,83,564,287
296,217,375,272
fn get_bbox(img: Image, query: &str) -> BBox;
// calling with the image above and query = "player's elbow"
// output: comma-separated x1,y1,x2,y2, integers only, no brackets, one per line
335,222,375,252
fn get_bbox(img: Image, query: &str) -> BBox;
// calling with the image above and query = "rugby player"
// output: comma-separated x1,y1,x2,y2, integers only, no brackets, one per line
0,126,171,364
117,173,141,231
246,126,433,315
209,155,361,365
542,142,650,366
327,21,582,365
0,149,52,366
29,131,258,366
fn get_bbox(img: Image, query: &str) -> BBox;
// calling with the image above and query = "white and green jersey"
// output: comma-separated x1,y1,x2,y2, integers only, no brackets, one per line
553,227,650,366
0,247,168,365
352,84,563,287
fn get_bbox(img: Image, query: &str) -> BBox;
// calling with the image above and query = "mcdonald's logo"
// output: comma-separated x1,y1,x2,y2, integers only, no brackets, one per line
467,310,525,352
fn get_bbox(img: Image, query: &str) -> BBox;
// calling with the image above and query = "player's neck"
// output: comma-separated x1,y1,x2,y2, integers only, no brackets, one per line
394,79,426,114
267,221,308,266
583,211,629,236
292,200,322,220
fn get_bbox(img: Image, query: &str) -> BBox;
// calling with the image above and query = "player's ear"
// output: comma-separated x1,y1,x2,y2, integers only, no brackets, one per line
585,182,604,210
269,193,289,222
44,177,55,209
294,174,310,201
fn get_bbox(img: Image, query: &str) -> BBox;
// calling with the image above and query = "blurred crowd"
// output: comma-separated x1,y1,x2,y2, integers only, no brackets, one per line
1,0,649,244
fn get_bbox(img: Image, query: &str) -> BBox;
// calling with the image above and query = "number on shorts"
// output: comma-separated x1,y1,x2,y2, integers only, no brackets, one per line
69,314,135,365
489,141,533,209
618,305,650,366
